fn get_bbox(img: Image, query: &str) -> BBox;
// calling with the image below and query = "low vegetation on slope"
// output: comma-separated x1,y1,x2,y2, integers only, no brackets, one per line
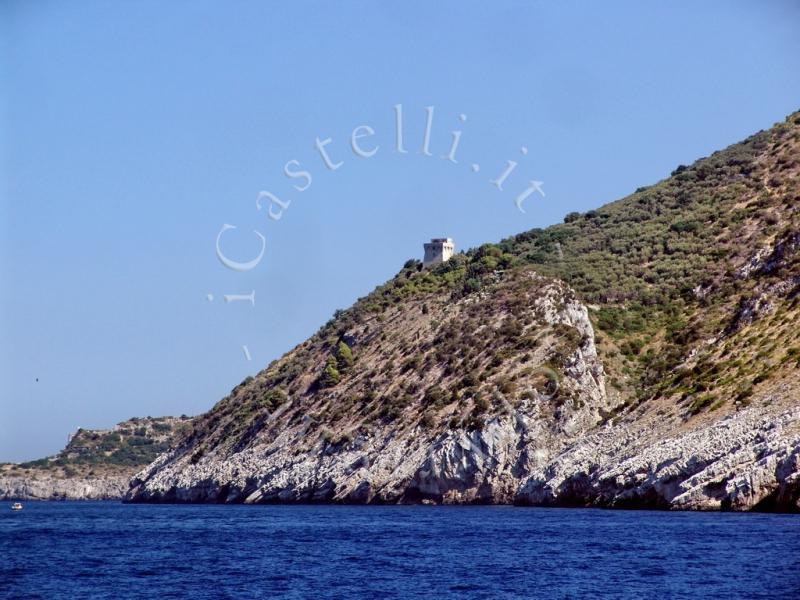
506,111,800,418
181,268,606,464
2,416,192,479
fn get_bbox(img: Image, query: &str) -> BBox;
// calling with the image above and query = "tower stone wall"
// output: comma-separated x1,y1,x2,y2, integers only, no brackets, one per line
423,238,454,268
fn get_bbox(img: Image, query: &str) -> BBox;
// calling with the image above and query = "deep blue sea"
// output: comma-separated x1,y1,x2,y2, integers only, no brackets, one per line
1,502,798,599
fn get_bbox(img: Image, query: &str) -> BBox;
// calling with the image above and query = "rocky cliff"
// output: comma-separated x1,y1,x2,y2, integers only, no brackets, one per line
120,110,799,511
128,274,616,504
517,404,800,510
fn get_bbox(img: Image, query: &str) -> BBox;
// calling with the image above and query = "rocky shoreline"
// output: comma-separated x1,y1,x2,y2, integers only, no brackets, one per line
515,405,800,511
121,404,800,512
5,404,798,511
0,474,129,501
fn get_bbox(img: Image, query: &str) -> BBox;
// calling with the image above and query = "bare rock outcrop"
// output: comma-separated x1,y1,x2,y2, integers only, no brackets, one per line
0,474,129,501
125,403,800,511
516,405,800,511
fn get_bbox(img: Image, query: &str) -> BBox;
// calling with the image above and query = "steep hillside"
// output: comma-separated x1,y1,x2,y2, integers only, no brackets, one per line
127,111,800,510
504,112,800,419
1,416,191,500
130,273,612,503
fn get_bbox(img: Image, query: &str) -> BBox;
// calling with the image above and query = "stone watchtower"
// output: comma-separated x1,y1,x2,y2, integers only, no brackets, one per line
423,238,454,268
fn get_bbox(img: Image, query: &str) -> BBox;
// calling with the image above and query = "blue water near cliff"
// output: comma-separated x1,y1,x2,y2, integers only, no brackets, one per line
1,503,799,599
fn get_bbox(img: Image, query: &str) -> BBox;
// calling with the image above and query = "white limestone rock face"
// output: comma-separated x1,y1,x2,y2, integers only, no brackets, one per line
0,475,129,501
515,406,800,511
127,403,800,510
128,413,564,505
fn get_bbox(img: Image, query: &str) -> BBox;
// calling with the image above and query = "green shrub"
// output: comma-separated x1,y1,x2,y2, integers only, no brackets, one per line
472,394,490,414
688,393,716,414
670,220,701,233
320,356,341,387
423,386,446,406
334,341,354,373
260,387,288,409
461,371,479,388
464,278,482,294
420,413,437,428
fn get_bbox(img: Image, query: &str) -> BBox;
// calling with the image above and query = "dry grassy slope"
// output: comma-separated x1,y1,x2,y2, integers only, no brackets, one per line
1,416,192,479
126,271,612,504
183,271,611,465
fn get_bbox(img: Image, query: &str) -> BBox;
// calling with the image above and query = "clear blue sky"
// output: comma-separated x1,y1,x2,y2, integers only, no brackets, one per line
1,1,798,461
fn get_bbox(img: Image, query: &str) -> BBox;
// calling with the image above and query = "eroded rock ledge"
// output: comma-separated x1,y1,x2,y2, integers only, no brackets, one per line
515,405,800,511
125,405,800,512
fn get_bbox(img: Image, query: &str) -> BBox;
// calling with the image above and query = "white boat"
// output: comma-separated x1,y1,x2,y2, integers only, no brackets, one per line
11,502,23,511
